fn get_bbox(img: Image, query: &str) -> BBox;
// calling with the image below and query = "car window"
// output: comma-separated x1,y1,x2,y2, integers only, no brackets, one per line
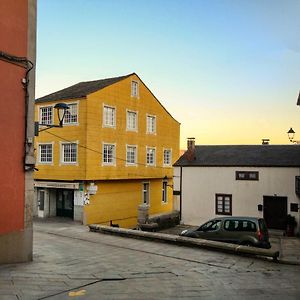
199,220,221,232
224,220,257,232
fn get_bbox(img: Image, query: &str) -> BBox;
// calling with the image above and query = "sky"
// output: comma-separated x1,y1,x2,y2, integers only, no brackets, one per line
36,0,300,149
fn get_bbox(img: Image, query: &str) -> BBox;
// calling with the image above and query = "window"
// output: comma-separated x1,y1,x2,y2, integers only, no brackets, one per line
224,220,256,232
127,110,137,131
198,220,221,232
163,149,172,166
62,143,77,163
131,80,139,98
236,171,259,181
64,103,78,124
215,194,232,215
146,147,156,166
162,180,168,203
142,182,150,205
146,115,156,134
103,105,116,127
126,145,137,165
39,106,53,125
103,143,116,165
39,143,53,163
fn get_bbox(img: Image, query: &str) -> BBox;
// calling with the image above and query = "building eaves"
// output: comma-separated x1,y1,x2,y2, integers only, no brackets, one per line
174,145,300,167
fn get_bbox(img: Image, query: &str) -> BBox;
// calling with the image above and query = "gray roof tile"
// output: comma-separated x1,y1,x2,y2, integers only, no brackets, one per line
174,145,300,167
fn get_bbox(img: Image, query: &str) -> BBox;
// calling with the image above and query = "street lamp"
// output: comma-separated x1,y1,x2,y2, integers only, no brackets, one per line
34,102,69,136
287,127,296,143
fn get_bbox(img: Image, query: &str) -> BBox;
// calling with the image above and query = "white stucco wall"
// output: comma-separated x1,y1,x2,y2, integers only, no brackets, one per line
175,166,300,233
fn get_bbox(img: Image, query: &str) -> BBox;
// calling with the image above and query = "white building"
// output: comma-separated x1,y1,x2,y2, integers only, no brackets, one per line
173,139,300,234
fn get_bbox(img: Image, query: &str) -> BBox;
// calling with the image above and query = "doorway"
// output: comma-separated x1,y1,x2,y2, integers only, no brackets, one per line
56,189,74,218
263,196,287,230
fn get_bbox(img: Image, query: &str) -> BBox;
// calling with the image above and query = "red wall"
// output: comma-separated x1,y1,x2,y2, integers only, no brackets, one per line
0,1,28,234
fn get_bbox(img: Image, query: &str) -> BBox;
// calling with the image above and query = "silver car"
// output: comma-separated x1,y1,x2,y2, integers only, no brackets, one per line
180,216,271,249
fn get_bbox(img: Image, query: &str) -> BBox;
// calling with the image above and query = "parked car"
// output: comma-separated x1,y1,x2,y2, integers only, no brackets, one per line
180,216,271,249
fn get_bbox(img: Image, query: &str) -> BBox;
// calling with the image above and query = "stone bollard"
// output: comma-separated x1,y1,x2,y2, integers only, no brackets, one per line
137,204,149,225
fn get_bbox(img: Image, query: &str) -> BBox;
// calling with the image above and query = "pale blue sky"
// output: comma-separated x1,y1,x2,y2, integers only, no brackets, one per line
36,0,300,148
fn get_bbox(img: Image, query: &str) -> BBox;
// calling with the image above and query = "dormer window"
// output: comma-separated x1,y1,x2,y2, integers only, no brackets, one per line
131,80,139,98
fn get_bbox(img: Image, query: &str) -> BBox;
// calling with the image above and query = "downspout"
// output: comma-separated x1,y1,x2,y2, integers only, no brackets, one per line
180,166,182,221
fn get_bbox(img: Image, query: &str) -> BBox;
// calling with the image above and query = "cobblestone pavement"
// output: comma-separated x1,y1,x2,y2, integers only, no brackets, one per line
1,219,300,299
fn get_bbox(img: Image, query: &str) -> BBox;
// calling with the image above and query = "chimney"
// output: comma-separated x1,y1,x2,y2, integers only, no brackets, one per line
262,139,270,145
185,137,196,161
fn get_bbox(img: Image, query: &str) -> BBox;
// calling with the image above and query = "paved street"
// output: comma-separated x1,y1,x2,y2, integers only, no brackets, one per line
1,219,300,300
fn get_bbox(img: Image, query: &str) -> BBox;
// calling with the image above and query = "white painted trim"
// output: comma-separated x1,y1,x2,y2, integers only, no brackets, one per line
142,181,150,205
38,104,54,125
131,80,139,99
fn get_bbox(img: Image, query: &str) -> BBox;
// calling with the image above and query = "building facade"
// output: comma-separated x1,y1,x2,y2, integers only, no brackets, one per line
34,73,180,228
0,0,36,263
174,141,300,234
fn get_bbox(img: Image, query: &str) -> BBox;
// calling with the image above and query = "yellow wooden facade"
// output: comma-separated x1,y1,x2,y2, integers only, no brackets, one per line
34,73,180,227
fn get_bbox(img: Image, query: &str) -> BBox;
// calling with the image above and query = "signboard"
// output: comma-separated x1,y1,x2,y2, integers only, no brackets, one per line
34,181,79,190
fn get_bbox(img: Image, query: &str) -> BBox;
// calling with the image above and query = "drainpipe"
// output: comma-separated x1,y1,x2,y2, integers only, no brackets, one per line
180,166,182,221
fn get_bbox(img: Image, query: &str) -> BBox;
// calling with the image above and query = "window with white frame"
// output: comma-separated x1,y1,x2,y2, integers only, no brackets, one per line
62,143,77,163
163,149,172,166
142,182,150,205
146,147,156,166
39,143,53,163
126,145,137,165
103,143,116,165
146,115,156,134
131,80,139,98
64,103,78,124
103,105,116,127
39,106,53,125
126,110,137,131
162,180,168,203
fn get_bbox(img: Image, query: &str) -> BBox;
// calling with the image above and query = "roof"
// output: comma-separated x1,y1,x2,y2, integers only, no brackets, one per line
174,145,300,167
36,74,133,103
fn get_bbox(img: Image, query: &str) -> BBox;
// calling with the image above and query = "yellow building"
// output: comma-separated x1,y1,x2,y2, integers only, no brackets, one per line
34,73,180,228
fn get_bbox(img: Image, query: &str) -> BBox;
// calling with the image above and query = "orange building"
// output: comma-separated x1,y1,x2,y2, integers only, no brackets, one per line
0,0,36,263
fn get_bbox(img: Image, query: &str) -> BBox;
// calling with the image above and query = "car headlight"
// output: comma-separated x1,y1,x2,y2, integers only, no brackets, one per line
180,230,188,235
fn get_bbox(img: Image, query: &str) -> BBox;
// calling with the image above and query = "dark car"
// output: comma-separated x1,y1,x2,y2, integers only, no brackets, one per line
180,216,271,249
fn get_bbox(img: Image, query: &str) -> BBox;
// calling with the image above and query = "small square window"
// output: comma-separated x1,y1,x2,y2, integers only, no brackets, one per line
64,103,78,124
39,144,53,163
62,143,77,163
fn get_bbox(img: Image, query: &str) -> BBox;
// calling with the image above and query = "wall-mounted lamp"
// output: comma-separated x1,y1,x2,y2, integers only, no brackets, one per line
35,103,69,136
287,127,296,143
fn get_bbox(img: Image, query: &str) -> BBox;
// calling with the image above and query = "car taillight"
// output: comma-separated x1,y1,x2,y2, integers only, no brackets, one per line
257,230,263,241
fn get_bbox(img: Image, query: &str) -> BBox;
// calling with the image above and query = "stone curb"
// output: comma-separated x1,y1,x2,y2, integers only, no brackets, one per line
89,224,280,262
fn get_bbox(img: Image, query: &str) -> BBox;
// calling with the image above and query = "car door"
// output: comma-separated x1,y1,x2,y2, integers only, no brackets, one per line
194,219,222,241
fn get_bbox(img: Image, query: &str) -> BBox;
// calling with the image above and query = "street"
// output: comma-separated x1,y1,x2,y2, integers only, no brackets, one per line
1,220,300,299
